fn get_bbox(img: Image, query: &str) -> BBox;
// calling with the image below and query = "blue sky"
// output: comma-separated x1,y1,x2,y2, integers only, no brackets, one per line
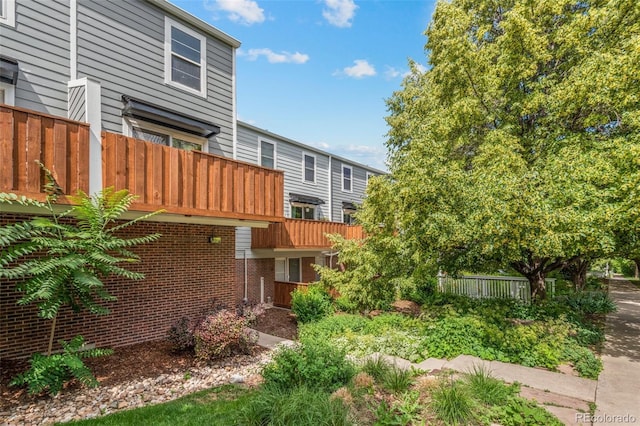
172,0,438,171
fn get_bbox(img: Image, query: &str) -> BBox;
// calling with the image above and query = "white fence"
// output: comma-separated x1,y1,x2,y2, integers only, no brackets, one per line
437,274,556,304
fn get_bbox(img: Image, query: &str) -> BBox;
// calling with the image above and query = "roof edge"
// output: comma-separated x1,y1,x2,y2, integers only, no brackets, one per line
146,0,241,48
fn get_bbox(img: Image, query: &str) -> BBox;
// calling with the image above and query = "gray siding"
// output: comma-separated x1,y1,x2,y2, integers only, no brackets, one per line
76,0,235,156
236,124,330,220
331,161,376,222
0,0,70,115
68,85,86,122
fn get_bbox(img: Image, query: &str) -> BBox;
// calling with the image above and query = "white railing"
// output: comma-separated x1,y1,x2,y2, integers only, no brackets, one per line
437,274,556,303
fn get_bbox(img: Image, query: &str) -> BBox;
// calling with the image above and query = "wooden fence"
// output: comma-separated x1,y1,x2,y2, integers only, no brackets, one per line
437,274,556,304
102,132,284,221
252,218,364,249
274,281,309,308
0,105,90,200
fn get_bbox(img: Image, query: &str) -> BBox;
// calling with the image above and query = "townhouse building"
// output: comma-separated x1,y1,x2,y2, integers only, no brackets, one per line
0,0,382,359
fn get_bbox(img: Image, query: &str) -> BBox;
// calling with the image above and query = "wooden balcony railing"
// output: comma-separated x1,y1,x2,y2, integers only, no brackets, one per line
102,132,284,222
0,105,90,201
251,218,364,249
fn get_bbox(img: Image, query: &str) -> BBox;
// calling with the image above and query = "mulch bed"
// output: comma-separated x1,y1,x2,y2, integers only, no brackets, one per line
0,307,298,410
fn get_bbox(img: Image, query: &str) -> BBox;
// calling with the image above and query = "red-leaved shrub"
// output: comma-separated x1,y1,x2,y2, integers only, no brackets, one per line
193,310,258,360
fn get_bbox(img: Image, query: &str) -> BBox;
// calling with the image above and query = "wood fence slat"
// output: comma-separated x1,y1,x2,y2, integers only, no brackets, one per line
66,123,79,195
0,107,15,190
15,111,27,191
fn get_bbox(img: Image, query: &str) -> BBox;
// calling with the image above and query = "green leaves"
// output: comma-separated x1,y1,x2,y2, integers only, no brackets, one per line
378,0,640,297
0,186,162,320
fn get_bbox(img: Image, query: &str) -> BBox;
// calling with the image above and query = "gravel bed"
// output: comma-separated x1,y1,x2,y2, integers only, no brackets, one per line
0,350,274,426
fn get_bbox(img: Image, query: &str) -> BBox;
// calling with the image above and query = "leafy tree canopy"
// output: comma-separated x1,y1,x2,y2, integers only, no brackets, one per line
381,0,640,299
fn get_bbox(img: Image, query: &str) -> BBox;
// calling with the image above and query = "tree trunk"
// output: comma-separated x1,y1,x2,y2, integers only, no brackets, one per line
527,271,547,301
571,259,590,291
47,316,57,356
634,258,640,279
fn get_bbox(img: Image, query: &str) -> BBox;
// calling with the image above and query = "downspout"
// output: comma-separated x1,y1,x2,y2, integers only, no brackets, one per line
328,155,333,222
243,249,248,302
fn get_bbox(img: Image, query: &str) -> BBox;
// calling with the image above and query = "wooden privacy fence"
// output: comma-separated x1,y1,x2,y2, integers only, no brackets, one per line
252,218,364,249
0,105,90,200
102,132,284,221
437,274,556,304
274,281,309,308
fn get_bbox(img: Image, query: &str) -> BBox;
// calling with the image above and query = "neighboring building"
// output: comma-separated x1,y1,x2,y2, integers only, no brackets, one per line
234,122,384,308
0,0,382,359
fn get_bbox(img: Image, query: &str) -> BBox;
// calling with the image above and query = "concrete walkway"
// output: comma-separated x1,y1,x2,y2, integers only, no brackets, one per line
594,278,640,425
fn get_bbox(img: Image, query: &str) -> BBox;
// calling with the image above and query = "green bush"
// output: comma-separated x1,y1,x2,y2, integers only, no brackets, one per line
236,386,351,426
261,340,355,392
561,291,617,315
11,336,112,395
334,295,358,314
399,277,437,305
466,365,517,406
563,345,602,379
299,314,369,341
291,285,334,323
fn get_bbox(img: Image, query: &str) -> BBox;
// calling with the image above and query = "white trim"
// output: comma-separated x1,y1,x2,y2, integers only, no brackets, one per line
0,82,15,105
124,117,209,153
232,47,237,159
0,0,15,27
70,0,77,80
302,152,316,184
258,138,276,169
164,17,207,98
342,164,353,192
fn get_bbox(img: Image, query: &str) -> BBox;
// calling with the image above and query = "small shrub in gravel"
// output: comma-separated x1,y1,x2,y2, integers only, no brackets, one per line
193,310,258,360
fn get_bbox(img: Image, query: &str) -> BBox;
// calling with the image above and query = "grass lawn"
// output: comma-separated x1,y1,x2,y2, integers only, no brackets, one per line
64,385,251,426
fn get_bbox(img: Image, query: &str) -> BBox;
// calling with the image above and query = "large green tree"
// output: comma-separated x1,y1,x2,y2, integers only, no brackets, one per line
383,0,640,299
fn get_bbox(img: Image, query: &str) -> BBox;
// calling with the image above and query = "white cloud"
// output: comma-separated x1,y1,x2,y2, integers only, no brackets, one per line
334,59,376,78
205,0,265,25
240,48,309,64
384,66,402,79
322,0,358,28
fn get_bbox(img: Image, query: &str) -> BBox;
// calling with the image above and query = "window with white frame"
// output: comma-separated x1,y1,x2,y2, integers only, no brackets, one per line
342,165,352,192
303,153,315,183
291,204,315,220
165,18,206,97
0,0,15,27
0,83,15,105
260,139,275,168
128,119,207,152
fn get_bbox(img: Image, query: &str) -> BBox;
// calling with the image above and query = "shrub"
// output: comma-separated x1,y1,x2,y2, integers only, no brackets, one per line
193,309,257,360
334,295,358,313
299,314,369,341
262,339,355,392
561,291,617,315
291,285,334,323
399,276,437,305
11,335,112,395
168,317,195,352
236,386,351,426
360,356,392,382
432,380,475,425
563,345,603,379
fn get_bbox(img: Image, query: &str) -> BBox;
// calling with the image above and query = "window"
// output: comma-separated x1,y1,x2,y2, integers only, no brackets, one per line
342,165,352,192
303,153,315,183
128,119,207,152
291,204,315,220
165,18,206,97
0,83,15,106
0,0,15,27
260,140,275,168
288,258,301,282
343,211,356,225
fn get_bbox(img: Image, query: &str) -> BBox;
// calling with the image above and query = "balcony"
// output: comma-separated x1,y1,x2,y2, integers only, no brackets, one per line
102,132,284,222
0,105,90,202
0,105,284,223
251,218,364,249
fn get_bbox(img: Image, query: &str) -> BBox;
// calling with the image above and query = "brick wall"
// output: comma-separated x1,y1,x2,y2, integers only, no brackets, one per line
0,214,236,360
235,258,275,304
